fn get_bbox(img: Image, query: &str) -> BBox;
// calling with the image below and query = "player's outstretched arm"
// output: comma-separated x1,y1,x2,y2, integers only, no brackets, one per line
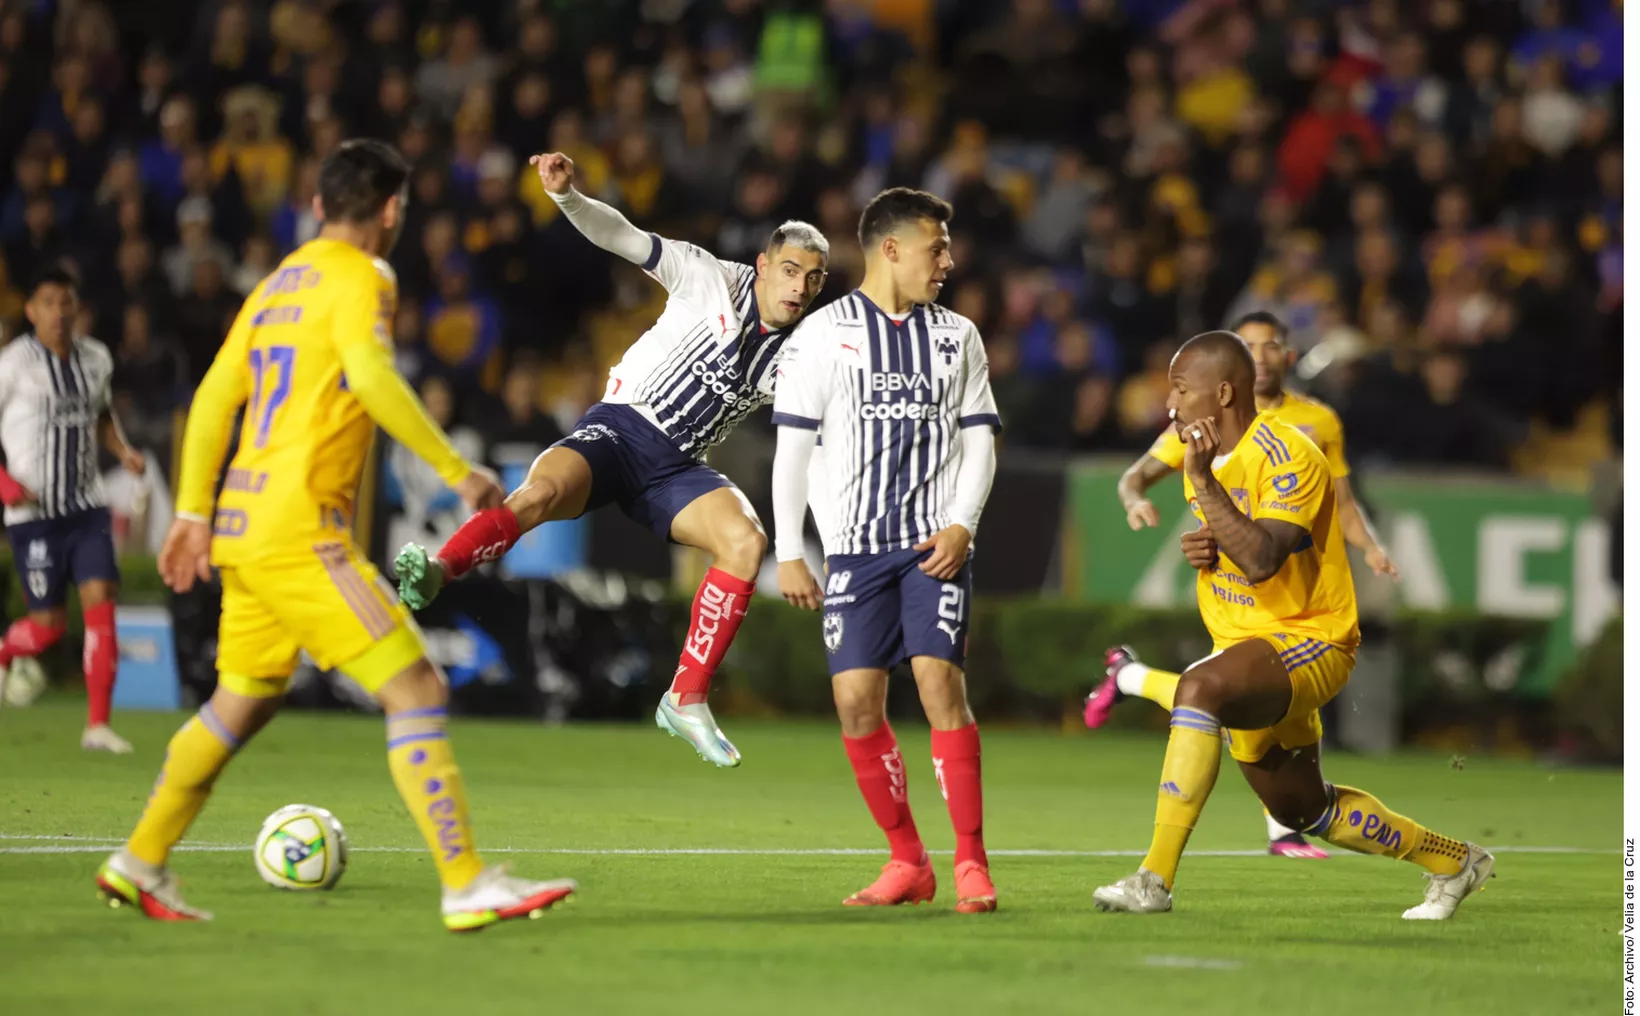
336,331,487,494
530,152,656,266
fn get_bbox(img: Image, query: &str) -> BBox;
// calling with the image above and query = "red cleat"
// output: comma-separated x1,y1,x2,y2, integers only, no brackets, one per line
1083,646,1136,730
843,859,937,907
954,860,997,913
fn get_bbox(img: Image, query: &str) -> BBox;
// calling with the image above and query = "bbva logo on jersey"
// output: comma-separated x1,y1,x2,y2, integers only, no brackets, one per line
868,372,931,393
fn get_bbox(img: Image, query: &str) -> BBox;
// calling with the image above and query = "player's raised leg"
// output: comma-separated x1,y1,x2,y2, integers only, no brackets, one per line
396,445,595,610
1239,724,1490,920
834,665,935,906
1086,644,1329,859
1093,638,1293,913
654,486,766,767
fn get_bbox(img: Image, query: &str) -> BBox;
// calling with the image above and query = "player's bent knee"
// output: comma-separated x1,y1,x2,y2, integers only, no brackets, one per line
374,657,449,714
77,580,117,607
714,521,767,576
832,671,887,736
1174,667,1232,713
207,686,283,740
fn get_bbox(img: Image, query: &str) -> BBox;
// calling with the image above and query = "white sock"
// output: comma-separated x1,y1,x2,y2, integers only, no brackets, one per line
1114,662,1150,697
1265,809,1298,841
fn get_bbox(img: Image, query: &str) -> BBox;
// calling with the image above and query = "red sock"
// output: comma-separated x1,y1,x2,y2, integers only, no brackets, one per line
843,723,926,865
670,567,754,706
931,723,987,868
83,603,117,727
434,507,523,581
0,617,65,669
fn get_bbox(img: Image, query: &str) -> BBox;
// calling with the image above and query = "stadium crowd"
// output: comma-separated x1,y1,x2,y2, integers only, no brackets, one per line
0,0,1622,482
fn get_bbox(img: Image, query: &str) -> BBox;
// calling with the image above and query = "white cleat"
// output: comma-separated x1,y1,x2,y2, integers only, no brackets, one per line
1402,843,1494,920
441,865,577,932
96,848,213,921
655,693,741,768
1093,868,1174,913
81,724,133,754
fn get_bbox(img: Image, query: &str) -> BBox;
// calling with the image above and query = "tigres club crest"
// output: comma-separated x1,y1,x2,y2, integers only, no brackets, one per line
823,613,844,654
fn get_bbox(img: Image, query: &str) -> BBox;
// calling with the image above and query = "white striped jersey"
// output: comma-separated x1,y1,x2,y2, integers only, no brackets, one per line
0,334,114,524
772,292,1001,556
601,234,791,459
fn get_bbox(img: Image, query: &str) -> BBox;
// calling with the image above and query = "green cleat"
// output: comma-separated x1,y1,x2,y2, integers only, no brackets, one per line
395,543,446,610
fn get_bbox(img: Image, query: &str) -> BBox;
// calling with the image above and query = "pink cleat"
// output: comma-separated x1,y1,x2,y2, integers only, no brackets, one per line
1083,646,1136,730
1269,833,1329,859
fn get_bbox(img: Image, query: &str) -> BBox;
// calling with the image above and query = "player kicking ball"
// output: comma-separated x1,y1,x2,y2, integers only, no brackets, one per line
0,267,146,753
772,188,1000,913
1090,330,1492,920
97,140,575,930
1085,310,1398,859
396,151,829,768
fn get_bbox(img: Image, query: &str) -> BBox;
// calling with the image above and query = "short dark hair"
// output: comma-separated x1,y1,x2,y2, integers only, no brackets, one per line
28,264,78,300
318,139,411,224
1230,310,1289,341
857,187,952,249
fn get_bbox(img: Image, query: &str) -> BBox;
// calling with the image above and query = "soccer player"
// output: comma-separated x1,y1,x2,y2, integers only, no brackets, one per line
1090,330,1492,920
0,267,146,752
395,151,829,768
1085,309,1398,859
95,140,576,930
770,188,1000,913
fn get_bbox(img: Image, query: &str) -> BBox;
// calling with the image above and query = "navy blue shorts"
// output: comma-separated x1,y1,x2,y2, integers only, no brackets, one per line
6,507,119,610
555,403,734,540
821,547,972,676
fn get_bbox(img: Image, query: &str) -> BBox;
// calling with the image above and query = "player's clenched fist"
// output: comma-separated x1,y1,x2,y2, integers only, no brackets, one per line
1181,525,1218,571
455,467,507,511
1178,415,1222,484
530,152,575,195
778,559,823,611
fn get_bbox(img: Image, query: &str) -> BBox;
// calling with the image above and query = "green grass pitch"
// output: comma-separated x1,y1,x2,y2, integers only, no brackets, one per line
0,702,1617,1015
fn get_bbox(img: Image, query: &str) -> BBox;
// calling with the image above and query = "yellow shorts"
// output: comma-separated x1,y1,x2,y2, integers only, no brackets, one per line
215,539,427,699
1222,633,1355,764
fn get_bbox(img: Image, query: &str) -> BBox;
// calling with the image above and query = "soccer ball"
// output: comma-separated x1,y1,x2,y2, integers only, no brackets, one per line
253,804,349,891
2,656,47,707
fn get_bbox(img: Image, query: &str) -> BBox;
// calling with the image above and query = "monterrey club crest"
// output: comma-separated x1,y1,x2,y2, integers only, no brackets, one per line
823,613,844,654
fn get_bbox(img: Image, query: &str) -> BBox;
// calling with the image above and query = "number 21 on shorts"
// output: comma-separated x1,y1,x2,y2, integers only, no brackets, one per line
937,583,965,645
247,345,296,448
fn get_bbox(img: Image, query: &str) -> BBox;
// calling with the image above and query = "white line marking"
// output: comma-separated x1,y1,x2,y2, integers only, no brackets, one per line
1144,955,1243,971
0,835,1616,857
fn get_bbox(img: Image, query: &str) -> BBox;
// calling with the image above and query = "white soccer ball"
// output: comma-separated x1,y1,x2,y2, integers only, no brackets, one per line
2,656,47,707
253,804,349,891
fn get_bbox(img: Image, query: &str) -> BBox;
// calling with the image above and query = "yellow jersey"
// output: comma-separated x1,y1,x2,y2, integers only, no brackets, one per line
179,237,470,565
1149,389,1350,479
1181,412,1359,651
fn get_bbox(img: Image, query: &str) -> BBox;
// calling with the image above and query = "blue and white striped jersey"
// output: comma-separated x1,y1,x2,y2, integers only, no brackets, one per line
772,292,1001,556
0,334,113,524
600,234,791,459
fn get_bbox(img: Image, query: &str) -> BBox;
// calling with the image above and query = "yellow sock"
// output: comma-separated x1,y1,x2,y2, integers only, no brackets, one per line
127,704,240,866
1141,706,1222,888
1306,784,1468,876
1141,670,1179,711
385,707,484,890
1116,662,1179,710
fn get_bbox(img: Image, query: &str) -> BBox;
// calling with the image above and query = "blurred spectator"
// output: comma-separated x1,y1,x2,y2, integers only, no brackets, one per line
0,0,1608,483
424,254,502,393
415,16,497,121
110,301,185,455
386,374,485,546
